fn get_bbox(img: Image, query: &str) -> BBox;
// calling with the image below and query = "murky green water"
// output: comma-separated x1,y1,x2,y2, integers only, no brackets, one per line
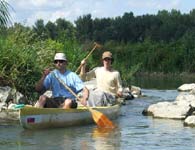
131,74,195,89
1,76,195,150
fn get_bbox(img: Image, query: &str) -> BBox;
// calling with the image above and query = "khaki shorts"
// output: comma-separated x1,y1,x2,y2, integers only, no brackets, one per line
44,97,77,108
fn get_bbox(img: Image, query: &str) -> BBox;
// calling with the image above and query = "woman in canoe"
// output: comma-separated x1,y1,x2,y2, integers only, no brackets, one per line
35,52,89,109
79,51,123,106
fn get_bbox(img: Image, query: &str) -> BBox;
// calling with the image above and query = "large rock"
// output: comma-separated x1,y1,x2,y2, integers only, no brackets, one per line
0,86,25,105
143,91,195,119
0,86,25,122
178,83,195,92
143,83,195,127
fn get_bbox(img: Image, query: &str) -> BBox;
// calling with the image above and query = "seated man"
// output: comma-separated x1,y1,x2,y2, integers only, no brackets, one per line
35,52,89,109
80,51,123,106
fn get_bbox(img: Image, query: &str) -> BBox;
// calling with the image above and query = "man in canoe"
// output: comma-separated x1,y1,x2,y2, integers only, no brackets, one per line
79,51,123,106
35,52,89,109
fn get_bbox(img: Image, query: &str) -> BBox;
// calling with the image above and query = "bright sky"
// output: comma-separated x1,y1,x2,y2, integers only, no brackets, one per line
6,0,195,26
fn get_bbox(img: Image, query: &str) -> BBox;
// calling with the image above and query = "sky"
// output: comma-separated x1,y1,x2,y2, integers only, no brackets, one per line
6,0,195,26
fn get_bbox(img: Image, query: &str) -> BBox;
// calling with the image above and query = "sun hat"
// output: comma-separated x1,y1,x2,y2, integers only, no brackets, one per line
54,52,67,61
102,51,113,59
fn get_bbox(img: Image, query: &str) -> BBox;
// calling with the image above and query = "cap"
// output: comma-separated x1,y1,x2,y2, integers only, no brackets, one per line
102,51,112,59
54,53,67,61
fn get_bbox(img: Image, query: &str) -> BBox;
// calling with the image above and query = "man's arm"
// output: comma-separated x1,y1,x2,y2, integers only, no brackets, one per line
35,68,50,92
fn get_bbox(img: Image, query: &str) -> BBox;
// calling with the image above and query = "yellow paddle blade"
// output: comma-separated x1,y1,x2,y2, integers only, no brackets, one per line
89,108,116,128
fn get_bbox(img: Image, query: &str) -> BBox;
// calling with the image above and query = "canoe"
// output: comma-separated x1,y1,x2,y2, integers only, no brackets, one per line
19,105,120,129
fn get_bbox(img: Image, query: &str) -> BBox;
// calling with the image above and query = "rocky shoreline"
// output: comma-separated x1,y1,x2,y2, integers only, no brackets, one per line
143,83,195,127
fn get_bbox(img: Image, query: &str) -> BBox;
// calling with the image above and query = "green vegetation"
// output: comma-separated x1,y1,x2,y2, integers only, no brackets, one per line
1,5,195,102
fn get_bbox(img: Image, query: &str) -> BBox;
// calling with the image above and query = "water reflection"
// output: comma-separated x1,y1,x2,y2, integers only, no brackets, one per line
91,127,121,150
8,126,121,150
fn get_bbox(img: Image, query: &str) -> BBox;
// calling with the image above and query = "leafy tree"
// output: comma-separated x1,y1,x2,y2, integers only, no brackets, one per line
75,14,93,42
92,18,113,43
0,0,11,27
45,21,57,40
55,18,76,42
33,19,48,40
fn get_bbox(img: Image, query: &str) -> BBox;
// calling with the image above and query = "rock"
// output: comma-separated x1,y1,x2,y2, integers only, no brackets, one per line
0,86,12,103
146,101,187,119
184,116,195,127
178,83,195,92
0,86,27,122
0,86,26,104
190,88,195,95
142,83,195,127
130,86,142,98
0,109,19,122
143,91,195,119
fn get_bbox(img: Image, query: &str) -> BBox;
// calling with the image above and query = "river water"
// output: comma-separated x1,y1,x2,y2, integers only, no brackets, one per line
1,75,195,150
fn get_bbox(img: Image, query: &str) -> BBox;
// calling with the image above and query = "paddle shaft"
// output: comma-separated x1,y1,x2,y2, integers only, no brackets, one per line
53,73,81,100
52,73,91,109
75,42,100,73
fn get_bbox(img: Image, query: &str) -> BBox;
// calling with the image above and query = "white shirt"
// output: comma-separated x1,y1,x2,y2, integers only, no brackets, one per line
82,67,123,96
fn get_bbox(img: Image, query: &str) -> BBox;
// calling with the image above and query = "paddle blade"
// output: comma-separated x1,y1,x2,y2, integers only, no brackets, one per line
90,108,116,128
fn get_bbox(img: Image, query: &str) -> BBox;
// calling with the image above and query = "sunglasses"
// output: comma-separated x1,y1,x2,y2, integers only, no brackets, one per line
103,57,112,61
54,60,66,64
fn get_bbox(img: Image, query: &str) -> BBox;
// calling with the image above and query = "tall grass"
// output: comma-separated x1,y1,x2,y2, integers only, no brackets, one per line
0,35,95,102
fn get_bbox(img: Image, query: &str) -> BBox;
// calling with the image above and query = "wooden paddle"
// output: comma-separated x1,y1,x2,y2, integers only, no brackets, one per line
75,42,102,73
52,73,115,128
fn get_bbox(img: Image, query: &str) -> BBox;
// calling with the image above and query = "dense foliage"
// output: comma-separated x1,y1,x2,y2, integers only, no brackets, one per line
0,23,87,101
1,8,195,101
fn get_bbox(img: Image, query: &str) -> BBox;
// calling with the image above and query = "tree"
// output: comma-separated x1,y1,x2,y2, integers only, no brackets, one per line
75,14,93,42
92,18,113,43
0,0,11,27
55,18,76,42
45,21,57,40
33,19,48,40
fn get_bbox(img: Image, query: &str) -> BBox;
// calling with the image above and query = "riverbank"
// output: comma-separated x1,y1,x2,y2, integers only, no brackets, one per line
131,72,195,90
135,72,195,78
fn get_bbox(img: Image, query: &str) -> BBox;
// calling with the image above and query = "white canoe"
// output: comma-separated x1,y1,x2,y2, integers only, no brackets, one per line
19,105,120,129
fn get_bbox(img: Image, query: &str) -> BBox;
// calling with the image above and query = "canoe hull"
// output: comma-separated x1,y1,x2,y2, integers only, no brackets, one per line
19,105,120,129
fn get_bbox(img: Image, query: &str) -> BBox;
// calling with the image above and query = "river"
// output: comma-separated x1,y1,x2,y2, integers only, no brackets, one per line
1,75,195,150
